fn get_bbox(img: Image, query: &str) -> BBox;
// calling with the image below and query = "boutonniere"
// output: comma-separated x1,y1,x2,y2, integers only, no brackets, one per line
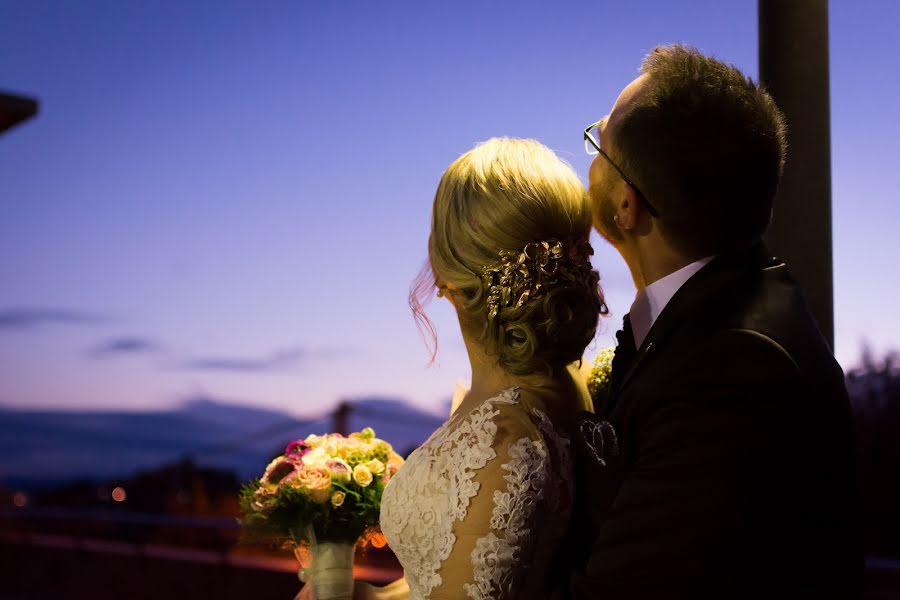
586,347,615,408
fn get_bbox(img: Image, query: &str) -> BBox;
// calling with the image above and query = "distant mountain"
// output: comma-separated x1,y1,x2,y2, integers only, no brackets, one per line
346,397,446,457
0,395,445,488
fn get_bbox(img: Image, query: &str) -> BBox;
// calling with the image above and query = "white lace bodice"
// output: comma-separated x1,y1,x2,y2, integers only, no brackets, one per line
380,388,574,600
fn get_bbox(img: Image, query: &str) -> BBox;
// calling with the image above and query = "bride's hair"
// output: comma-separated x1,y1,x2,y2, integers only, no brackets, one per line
411,137,608,375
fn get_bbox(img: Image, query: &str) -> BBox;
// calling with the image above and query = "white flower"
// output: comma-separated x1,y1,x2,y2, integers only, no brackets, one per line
330,490,346,508
301,447,328,468
365,459,385,475
337,437,363,459
324,437,342,456
304,434,325,449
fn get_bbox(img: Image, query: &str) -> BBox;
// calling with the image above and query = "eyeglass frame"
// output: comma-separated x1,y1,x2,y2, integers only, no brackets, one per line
584,120,660,218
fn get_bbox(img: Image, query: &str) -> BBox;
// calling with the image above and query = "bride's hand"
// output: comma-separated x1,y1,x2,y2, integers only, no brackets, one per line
293,583,315,600
293,582,368,600
293,579,405,600
293,582,376,600
353,581,375,600
355,578,409,600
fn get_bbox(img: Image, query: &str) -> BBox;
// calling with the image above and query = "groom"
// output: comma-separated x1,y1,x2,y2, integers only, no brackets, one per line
568,46,864,599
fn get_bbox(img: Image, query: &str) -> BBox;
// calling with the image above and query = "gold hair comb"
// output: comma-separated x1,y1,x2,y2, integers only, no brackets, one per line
481,238,597,321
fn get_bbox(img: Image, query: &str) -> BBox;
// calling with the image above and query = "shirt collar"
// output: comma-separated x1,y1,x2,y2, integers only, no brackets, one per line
629,256,715,349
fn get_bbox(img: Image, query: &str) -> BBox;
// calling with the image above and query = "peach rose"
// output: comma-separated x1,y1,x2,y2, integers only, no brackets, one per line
298,466,332,503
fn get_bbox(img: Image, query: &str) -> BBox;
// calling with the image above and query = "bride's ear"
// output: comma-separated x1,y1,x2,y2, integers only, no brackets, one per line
443,283,461,307
436,282,459,306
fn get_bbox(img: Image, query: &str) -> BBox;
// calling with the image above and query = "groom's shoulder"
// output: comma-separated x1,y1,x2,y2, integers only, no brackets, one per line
660,260,849,411
711,256,836,369
669,326,801,393
748,261,840,364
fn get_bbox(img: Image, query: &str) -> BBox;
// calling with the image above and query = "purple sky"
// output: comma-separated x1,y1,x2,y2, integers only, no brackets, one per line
1,1,897,417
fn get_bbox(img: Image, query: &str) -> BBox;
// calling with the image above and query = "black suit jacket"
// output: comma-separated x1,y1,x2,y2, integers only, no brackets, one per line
566,243,864,599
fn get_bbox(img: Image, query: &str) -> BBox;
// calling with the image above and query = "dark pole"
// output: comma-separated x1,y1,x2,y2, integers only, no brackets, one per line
759,0,834,348
333,401,351,436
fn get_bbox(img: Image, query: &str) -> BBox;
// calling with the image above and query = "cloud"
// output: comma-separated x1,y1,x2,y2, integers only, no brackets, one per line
89,336,162,358
179,348,306,373
0,307,105,330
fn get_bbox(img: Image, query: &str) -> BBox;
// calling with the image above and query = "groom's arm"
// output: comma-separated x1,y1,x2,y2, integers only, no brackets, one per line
574,330,803,599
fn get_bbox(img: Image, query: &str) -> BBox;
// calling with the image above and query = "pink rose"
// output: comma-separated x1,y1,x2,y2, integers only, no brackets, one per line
326,459,352,484
383,452,404,483
285,440,311,461
262,456,296,485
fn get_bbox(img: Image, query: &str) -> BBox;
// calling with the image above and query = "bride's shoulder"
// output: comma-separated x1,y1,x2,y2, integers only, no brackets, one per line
442,388,534,438
433,387,574,485
442,386,573,447
485,387,574,449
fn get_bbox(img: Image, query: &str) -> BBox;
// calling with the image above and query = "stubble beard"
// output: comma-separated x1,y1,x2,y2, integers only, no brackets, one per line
589,180,623,246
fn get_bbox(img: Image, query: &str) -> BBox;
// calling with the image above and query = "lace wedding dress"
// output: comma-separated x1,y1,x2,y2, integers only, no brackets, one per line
380,387,574,599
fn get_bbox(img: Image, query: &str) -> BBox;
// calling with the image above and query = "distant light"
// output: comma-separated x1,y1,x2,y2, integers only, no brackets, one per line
12,492,28,507
111,486,127,502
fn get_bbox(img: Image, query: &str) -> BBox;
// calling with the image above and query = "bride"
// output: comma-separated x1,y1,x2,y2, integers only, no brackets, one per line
306,137,608,599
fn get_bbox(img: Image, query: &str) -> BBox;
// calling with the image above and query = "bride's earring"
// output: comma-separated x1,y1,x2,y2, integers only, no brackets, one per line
614,214,621,227
436,288,445,298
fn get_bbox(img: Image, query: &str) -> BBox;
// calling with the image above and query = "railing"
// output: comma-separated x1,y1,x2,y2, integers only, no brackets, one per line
0,505,401,600
3,507,899,599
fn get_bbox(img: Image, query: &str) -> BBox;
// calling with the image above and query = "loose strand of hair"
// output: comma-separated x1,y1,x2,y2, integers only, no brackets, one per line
409,259,439,366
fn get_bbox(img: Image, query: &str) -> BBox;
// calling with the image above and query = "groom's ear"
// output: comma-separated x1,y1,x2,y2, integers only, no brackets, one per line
616,184,642,231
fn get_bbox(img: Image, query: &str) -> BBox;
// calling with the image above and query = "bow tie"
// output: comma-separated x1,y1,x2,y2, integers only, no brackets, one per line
610,314,637,392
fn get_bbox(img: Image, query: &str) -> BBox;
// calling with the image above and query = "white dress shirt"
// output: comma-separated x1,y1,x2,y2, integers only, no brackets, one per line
629,257,715,349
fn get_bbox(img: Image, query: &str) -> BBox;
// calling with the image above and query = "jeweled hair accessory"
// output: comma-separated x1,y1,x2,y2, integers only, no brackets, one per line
481,238,598,321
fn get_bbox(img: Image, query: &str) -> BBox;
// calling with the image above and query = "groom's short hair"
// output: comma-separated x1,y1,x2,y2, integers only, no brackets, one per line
613,45,787,258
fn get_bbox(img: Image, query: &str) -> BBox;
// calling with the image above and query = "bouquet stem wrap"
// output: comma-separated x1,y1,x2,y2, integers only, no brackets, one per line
309,541,354,600
297,526,354,600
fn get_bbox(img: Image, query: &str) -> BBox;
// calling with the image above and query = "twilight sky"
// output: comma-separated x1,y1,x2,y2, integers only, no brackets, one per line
1,0,898,417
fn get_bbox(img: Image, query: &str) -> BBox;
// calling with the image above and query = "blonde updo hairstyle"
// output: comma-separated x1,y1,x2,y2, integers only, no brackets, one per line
412,138,608,376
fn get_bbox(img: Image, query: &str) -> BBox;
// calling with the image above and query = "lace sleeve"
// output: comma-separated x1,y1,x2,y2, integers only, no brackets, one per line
428,398,557,600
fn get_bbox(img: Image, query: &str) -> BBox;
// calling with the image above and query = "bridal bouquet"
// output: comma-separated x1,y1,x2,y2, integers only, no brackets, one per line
239,427,404,599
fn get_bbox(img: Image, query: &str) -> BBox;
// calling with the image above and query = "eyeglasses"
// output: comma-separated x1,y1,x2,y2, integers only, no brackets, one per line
584,120,660,218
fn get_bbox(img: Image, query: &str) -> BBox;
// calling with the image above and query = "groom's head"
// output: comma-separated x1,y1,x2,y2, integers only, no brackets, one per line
589,44,787,259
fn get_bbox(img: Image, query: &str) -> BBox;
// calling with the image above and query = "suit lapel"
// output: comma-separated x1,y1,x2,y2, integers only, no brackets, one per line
611,242,777,401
